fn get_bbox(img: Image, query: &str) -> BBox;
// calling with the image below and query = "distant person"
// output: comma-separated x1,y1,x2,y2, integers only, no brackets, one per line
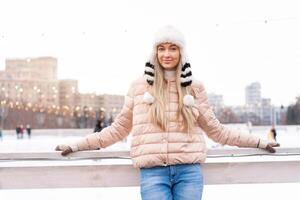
93,119,102,133
56,26,280,200
0,127,3,141
93,114,106,150
26,124,31,139
16,125,21,139
268,126,277,142
247,121,253,134
93,111,106,133
19,124,24,139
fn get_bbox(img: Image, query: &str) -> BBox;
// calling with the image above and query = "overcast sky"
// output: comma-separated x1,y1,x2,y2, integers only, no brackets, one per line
0,0,300,106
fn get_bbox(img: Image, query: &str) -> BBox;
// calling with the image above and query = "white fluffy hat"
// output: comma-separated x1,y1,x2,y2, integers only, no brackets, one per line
144,26,193,87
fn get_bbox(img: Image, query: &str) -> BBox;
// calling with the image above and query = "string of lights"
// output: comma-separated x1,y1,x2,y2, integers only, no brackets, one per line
1,17,300,40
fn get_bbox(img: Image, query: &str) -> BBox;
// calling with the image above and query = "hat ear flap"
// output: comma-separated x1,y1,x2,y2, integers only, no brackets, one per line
180,63,192,87
144,62,155,85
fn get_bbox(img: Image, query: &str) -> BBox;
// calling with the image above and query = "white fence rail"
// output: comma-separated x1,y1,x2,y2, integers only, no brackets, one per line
1,148,300,189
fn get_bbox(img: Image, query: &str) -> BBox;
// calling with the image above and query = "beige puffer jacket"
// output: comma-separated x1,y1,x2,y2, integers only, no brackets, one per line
71,77,261,168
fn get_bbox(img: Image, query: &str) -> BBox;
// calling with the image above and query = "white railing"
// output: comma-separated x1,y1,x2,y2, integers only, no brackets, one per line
1,147,300,189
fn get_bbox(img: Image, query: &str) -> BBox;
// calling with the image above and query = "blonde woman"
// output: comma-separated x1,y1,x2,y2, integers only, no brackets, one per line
56,26,279,200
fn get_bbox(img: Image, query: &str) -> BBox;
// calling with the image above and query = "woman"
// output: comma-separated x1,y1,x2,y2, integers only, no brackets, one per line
56,26,279,200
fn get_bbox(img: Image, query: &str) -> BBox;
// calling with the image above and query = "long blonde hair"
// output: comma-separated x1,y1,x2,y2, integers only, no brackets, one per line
149,58,196,132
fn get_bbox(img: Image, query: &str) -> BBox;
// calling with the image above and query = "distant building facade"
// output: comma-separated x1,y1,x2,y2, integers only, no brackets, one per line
0,57,125,129
101,94,124,118
0,57,124,111
5,57,57,81
59,79,78,108
245,82,261,106
261,98,272,125
0,57,59,108
208,93,224,111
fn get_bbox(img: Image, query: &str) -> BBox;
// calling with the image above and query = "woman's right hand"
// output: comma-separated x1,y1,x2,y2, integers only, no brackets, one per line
55,144,73,156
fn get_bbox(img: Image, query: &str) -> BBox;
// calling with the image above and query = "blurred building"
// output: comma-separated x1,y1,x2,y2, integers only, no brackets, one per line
5,57,57,81
58,79,78,108
231,105,248,123
208,93,224,111
75,93,101,111
0,56,127,128
0,57,59,107
245,82,261,106
0,79,59,107
261,98,272,125
244,82,263,124
74,93,124,121
101,94,124,118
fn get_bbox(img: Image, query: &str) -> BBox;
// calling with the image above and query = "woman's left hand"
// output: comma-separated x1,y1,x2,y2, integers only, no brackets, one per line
258,140,280,153
55,144,73,156
264,142,280,153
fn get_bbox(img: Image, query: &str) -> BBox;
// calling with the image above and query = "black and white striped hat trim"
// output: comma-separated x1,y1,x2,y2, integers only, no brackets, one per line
181,63,192,87
144,62,155,85
144,62,192,87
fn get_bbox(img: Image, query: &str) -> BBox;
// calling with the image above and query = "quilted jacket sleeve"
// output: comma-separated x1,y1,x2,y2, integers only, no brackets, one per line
193,81,260,148
70,83,134,151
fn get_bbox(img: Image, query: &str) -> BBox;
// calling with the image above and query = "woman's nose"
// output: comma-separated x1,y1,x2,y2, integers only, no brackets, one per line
162,50,171,57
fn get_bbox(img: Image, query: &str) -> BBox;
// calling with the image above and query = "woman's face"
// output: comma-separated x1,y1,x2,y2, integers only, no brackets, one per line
157,43,180,70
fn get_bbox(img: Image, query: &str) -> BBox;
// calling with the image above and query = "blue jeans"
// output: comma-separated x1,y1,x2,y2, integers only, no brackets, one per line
140,163,203,200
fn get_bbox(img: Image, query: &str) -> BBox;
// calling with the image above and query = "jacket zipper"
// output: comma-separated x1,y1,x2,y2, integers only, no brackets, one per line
166,80,170,165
